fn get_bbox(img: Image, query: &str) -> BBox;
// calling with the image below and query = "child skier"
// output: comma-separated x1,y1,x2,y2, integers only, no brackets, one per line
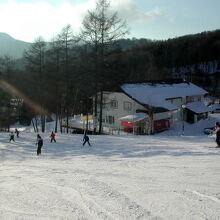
15,128,19,138
36,134,43,155
9,132,15,142
83,133,91,146
50,131,56,143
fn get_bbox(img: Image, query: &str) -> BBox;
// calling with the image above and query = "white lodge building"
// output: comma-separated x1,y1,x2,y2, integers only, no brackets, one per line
94,81,210,134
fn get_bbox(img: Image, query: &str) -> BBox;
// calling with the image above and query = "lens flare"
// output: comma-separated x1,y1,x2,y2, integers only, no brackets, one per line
0,80,49,116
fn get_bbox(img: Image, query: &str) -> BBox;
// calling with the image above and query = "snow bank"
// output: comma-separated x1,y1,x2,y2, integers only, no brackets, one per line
158,113,220,136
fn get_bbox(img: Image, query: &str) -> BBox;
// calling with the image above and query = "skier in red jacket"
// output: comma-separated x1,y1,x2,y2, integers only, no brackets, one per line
50,131,56,143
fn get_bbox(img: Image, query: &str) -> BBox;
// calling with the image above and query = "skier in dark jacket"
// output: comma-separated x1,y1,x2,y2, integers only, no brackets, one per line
215,122,220,147
15,128,19,138
36,134,43,155
83,133,91,146
9,132,15,142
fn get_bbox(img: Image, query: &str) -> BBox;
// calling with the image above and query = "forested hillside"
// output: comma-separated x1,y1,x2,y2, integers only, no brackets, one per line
111,29,220,80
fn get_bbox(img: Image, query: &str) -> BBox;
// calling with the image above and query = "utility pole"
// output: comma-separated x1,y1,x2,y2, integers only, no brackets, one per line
181,104,186,135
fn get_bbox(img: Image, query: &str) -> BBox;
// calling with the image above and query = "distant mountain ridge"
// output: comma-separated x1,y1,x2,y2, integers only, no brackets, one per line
0,32,31,59
0,32,151,61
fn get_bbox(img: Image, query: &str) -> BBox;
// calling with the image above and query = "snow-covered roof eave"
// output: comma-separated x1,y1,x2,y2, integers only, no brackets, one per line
123,92,178,111
186,101,211,114
147,101,178,111
208,104,220,111
119,113,148,122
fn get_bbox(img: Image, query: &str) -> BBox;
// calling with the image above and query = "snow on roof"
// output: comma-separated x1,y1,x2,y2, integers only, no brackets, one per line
121,83,208,110
119,113,148,122
208,104,220,111
186,101,210,114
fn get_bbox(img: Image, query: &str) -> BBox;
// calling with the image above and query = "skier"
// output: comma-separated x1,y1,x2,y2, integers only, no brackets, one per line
9,132,15,142
36,134,43,155
50,131,56,143
83,133,91,146
15,128,19,138
214,122,220,147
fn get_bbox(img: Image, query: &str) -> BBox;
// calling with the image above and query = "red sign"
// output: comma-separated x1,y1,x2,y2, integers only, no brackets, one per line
121,121,134,127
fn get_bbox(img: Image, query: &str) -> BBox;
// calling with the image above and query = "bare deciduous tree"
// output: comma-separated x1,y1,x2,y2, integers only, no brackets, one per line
24,36,46,132
57,25,77,133
81,0,129,134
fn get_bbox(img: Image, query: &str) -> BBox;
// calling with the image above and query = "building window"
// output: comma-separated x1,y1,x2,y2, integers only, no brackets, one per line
167,98,174,103
106,115,114,124
186,96,194,103
110,100,118,109
166,98,177,104
124,101,132,111
98,118,105,123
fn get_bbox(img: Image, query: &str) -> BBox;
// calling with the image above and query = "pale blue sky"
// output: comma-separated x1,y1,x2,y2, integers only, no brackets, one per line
0,0,219,42
134,0,220,39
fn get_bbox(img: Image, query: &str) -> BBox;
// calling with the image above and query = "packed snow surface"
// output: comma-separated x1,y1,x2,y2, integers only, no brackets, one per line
1,129,220,220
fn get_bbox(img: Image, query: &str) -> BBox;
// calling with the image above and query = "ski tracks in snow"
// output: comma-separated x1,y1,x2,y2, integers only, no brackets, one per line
76,177,162,220
2,166,163,220
173,189,220,220
48,170,163,220
188,190,220,205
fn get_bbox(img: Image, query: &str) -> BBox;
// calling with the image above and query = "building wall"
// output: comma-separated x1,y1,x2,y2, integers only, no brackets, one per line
96,92,173,131
166,95,205,122
96,92,145,130
153,112,172,120
94,92,206,132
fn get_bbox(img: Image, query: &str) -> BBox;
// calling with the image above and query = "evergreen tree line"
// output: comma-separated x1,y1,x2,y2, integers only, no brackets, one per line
111,29,220,81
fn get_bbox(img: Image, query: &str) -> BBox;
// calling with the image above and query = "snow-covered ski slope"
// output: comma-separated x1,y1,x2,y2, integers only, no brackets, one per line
0,131,220,220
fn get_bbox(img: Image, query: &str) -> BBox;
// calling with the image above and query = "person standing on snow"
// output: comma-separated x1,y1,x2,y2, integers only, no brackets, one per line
50,131,56,143
214,122,220,147
36,134,43,155
9,132,15,142
83,133,91,146
15,128,19,138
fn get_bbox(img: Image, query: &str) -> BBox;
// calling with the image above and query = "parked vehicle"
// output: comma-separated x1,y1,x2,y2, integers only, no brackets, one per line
203,127,215,134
